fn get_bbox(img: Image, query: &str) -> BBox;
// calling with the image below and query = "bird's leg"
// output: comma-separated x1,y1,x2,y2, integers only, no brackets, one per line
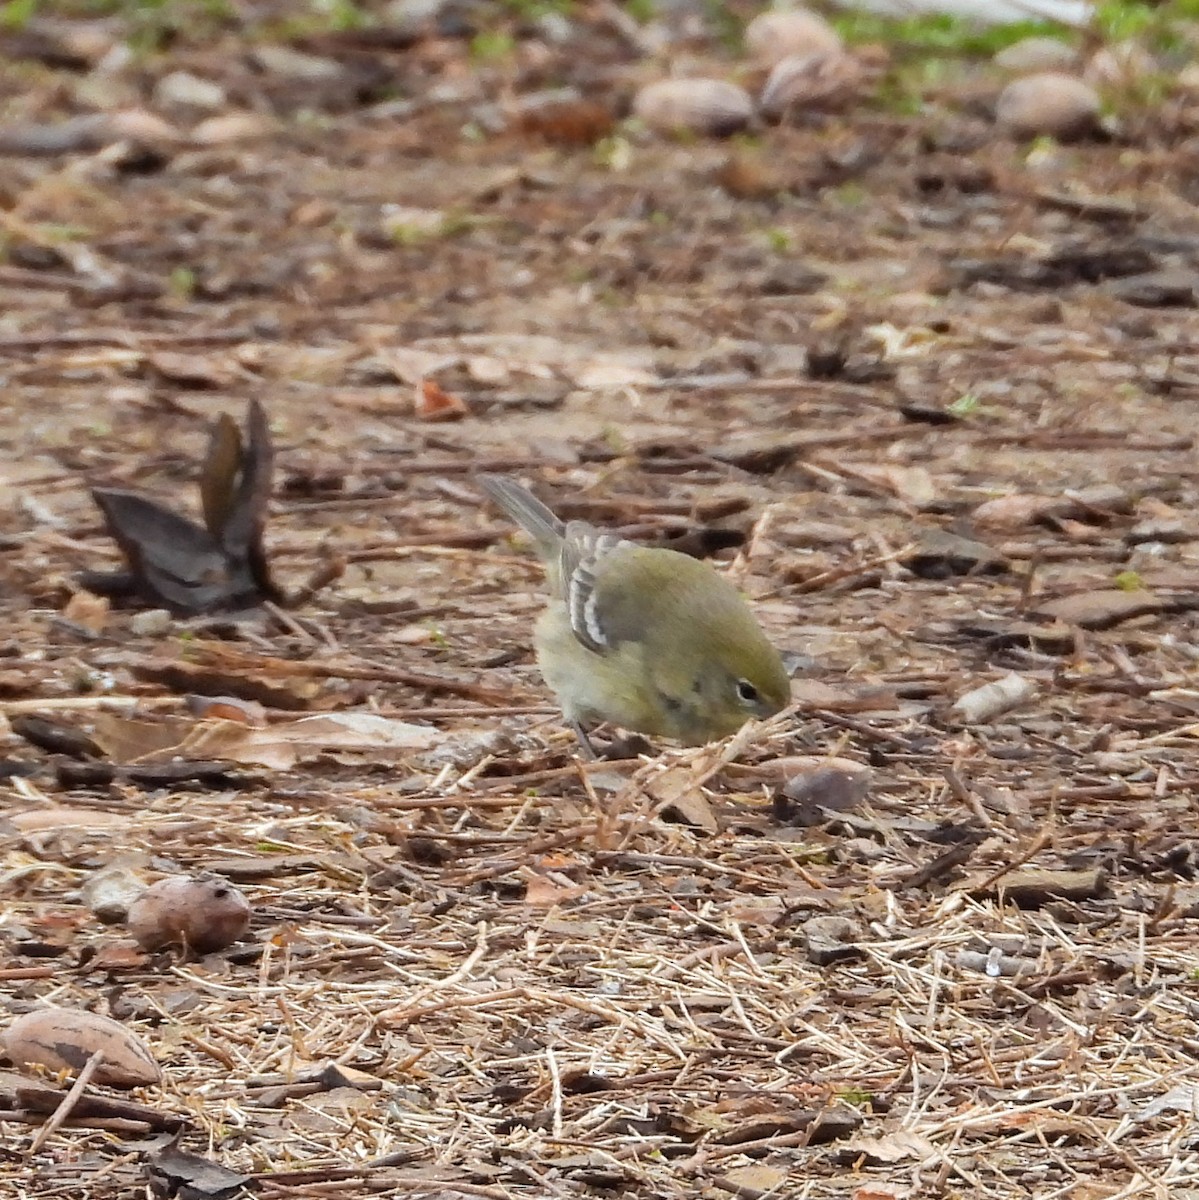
569,719,598,760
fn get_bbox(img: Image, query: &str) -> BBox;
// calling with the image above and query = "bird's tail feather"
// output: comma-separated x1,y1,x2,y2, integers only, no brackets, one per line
478,475,564,557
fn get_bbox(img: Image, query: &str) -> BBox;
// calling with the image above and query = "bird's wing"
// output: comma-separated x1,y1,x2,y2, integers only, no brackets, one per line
559,523,634,655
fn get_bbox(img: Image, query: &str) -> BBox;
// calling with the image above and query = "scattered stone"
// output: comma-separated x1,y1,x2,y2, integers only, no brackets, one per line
153,71,226,112
129,609,172,636
744,8,842,68
0,110,180,156
994,36,1078,74
3,17,118,69
104,109,184,146
533,8,574,44
251,44,345,82
995,72,1100,140
81,865,148,924
191,113,277,145
1063,484,1136,518
384,0,451,36
633,78,754,138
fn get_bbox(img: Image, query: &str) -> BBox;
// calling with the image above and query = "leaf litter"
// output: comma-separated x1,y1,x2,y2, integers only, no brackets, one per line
4,4,1199,1200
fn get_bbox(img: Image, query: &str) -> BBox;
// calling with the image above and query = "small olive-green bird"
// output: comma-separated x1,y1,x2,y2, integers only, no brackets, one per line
480,475,790,753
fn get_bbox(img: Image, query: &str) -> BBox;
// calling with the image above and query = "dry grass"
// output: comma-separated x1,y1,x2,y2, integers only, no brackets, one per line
5,5,1199,1197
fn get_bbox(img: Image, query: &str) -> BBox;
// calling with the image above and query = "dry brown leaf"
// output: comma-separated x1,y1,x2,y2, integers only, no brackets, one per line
92,714,195,762
972,493,1068,530
93,711,439,770
844,1130,936,1164
63,589,109,633
513,92,615,145
721,1164,789,1192
185,695,267,725
9,807,130,833
643,765,719,833
191,113,276,144
261,713,439,754
379,346,459,384
86,400,279,614
520,871,587,907
851,463,937,507
87,943,153,972
130,658,321,709
853,1186,912,1200
144,351,241,389
210,712,439,769
569,359,657,390
415,378,469,422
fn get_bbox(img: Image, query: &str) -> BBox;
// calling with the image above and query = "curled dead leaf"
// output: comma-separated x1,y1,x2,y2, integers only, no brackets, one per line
86,399,280,614
952,672,1038,723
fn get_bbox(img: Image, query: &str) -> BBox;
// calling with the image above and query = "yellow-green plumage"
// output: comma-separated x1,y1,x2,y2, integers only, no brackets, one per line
481,475,790,747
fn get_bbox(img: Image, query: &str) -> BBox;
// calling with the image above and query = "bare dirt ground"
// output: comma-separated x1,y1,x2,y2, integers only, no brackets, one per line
4,3,1199,1198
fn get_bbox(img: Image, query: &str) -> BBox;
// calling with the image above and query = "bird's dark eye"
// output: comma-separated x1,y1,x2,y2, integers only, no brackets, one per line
736,679,760,704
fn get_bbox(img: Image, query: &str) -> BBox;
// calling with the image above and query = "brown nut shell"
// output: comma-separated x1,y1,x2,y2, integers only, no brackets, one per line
126,874,251,954
4,1008,161,1088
